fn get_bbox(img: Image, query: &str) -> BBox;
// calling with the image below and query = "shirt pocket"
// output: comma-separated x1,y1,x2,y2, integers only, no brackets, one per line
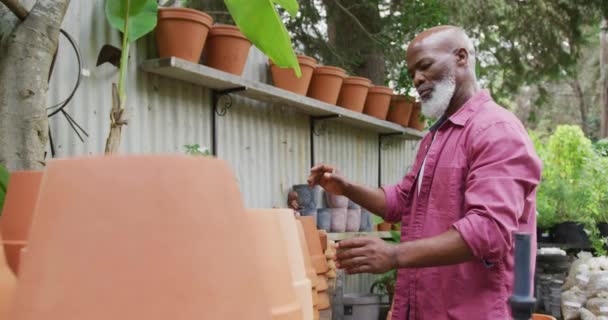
430,166,467,220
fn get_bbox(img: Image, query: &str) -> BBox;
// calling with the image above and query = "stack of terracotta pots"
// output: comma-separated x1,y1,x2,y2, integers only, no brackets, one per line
156,8,252,76
297,216,331,313
324,239,338,279
0,171,42,275
297,221,321,320
7,156,311,319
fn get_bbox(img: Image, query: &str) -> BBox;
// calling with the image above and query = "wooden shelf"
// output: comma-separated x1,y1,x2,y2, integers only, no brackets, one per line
141,57,425,139
327,231,394,241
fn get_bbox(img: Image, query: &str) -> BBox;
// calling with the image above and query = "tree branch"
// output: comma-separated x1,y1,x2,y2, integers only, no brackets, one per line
0,0,27,20
331,0,382,44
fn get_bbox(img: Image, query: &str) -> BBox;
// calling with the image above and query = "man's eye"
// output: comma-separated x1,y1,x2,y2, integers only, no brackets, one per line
421,63,432,70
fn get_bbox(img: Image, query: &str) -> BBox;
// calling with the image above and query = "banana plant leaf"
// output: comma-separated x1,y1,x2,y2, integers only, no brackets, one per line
106,0,158,43
224,0,301,77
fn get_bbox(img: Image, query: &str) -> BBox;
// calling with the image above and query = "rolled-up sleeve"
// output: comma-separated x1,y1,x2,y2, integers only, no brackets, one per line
381,170,416,223
452,122,542,263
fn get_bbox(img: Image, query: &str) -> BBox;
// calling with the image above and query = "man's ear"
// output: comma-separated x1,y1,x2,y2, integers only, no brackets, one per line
455,48,468,67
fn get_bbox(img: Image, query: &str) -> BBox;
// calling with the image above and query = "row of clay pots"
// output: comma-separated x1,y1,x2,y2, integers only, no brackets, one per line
0,156,326,319
269,58,426,130
156,8,252,76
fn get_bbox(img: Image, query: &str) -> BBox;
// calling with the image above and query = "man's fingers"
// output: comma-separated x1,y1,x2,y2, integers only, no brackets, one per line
336,256,368,270
308,164,333,187
337,237,371,250
336,247,367,261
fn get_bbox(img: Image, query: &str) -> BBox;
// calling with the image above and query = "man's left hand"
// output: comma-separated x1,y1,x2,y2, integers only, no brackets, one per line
336,237,398,274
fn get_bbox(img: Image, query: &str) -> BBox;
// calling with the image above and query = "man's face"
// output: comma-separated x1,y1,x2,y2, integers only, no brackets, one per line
406,41,457,119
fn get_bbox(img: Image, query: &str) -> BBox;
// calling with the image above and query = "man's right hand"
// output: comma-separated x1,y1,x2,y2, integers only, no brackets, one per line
307,164,349,196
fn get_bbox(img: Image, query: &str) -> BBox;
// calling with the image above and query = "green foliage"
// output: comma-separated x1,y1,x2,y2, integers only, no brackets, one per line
184,144,211,156
224,0,301,76
106,0,158,43
0,165,8,217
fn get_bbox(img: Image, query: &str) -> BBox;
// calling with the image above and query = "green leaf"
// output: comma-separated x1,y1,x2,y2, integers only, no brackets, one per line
106,0,158,42
224,0,301,77
0,165,9,217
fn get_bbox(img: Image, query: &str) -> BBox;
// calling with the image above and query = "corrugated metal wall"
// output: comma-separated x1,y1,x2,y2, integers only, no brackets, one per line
47,0,420,293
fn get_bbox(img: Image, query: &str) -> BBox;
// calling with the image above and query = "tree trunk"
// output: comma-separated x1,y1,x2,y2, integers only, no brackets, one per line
0,0,71,171
570,79,589,136
600,18,608,137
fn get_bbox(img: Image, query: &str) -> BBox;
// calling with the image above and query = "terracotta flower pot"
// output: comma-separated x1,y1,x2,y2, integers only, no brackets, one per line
316,274,328,292
297,216,329,274
247,210,304,320
318,230,328,253
254,209,313,320
270,55,317,95
330,208,347,233
346,208,362,232
3,241,25,275
336,77,372,113
156,8,214,63
307,66,346,104
408,101,426,131
296,221,319,289
9,156,273,320
363,86,393,120
204,24,252,75
377,222,392,232
0,234,16,319
387,95,414,127
317,291,330,310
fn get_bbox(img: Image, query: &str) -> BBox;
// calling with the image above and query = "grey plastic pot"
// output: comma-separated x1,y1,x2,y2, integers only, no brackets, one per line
343,293,381,320
359,210,372,232
293,184,322,209
317,208,332,232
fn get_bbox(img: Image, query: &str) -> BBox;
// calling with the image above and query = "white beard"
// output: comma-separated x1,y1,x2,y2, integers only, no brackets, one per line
421,76,456,119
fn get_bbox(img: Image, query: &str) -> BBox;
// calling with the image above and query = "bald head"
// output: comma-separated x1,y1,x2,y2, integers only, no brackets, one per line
406,26,479,118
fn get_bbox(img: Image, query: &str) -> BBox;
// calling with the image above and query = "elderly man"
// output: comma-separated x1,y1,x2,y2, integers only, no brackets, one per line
307,26,542,319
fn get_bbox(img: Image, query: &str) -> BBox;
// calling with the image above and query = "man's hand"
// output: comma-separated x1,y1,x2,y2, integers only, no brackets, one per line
335,237,398,275
307,164,349,196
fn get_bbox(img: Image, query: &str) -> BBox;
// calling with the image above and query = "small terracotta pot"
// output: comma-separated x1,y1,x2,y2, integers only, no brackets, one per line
10,156,273,319
336,77,372,113
387,95,414,127
0,171,43,275
346,208,361,232
0,234,16,319
317,291,330,310
297,216,329,274
270,55,317,95
296,221,319,289
261,209,313,320
330,208,347,233
318,230,328,253
363,86,393,120
205,24,252,75
408,101,426,131
307,66,346,104
247,210,303,320
317,274,329,291
156,8,214,63
377,222,392,232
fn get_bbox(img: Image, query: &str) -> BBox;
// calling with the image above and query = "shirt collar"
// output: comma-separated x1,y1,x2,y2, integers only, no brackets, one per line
446,89,492,127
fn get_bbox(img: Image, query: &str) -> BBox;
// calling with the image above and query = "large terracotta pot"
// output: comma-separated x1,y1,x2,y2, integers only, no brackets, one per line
0,234,16,319
156,8,214,63
336,77,372,113
408,101,426,131
387,95,414,127
296,222,319,290
0,171,42,275
205,24,252,75
317,291,330,310
363,86,393,120
9,156,273,320
270,55,317,95
297,216,329,274
307,66,346,104
249,209,310,320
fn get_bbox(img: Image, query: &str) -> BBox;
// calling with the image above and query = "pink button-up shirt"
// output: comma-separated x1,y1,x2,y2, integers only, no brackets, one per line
383,90,542,320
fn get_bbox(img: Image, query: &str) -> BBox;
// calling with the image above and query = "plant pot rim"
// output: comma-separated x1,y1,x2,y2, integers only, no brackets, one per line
269,55,317,68
314,65,346,77
391,94,414,102
368,86,393,94
343,76,372,87
209,24,249,41
158,7,213,26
